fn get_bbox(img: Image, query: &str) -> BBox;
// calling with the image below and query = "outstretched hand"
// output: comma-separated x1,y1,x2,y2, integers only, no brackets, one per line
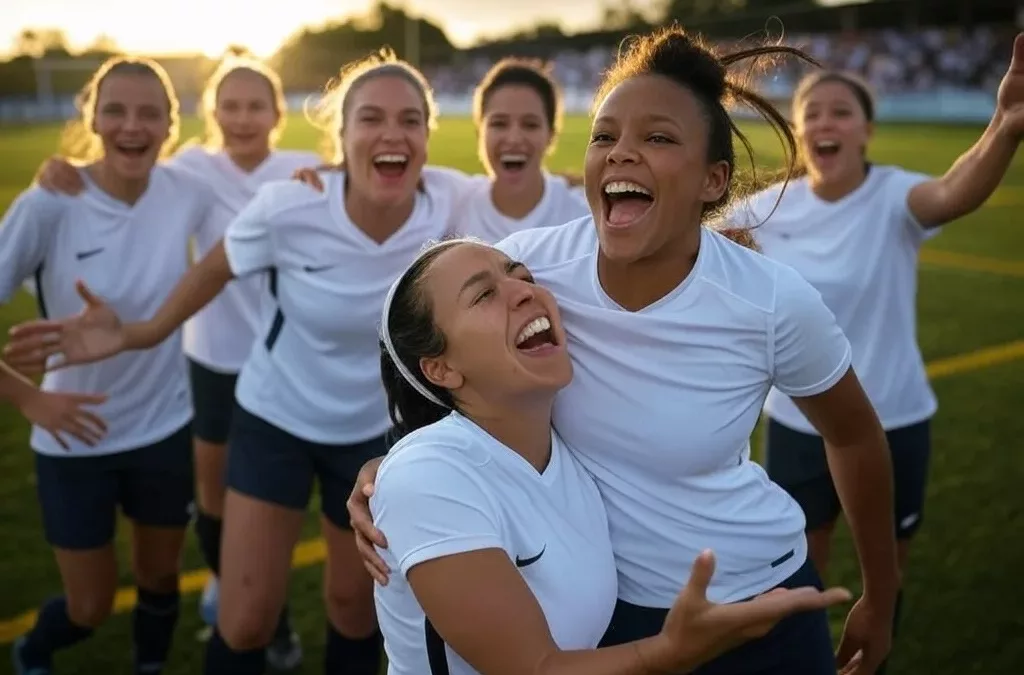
995,33,1024,139
4,281,126,372
644,550,855,673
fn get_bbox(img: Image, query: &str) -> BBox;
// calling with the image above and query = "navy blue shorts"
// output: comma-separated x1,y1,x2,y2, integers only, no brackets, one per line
225,405,389,529
598,556,835,674
765,418,931,539
188,359,239,445
34,422,195,551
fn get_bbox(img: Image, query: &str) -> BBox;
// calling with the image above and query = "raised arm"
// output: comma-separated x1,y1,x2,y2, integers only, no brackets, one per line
907,33,1024,227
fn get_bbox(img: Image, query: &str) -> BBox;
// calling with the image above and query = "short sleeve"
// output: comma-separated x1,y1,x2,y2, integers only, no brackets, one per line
223,185,276,277
770,262,852,398
0,188,58,302
371,449,504,577
885,167,938,245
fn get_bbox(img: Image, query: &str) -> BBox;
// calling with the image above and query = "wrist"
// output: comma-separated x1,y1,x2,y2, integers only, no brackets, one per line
123,322,154,351
634,634,680,674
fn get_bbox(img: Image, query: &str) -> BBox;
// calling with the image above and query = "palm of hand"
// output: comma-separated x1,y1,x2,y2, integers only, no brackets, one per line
61,303,124,365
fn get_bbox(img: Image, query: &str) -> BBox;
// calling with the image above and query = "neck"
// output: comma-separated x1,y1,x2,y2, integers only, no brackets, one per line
227,146,271,173
461,395,555,473
490,171,545,219
344,181,416,244
598,221,702,312
88,161,149,205
809,164,869,202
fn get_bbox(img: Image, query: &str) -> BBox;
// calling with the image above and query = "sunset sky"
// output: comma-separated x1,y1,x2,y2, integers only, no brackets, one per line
2,0,853,58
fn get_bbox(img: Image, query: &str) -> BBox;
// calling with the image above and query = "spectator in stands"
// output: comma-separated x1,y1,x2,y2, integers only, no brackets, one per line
346,25,900,675
1,56,214,675
368,236,854,675
726,32,1024,673
31,47,323,670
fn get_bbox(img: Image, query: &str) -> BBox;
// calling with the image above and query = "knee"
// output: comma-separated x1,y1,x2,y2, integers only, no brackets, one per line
65,592,114,629
324,576,375,630
218,603,279,651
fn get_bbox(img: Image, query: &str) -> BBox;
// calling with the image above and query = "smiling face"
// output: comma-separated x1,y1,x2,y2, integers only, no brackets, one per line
417,242,572,405
214,69,280,161
341,73,429,205
93,71,171,181
794,79,873,188
584,74,729,264
479,84,554,187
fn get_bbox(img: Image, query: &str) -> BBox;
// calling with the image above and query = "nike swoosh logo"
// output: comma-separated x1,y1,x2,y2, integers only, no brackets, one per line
76,248,104,260
515,545,545,568
303,264,332,273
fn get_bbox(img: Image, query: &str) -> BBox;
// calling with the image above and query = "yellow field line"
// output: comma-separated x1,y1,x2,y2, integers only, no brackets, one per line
920,249,1024,277
2,339,1023,645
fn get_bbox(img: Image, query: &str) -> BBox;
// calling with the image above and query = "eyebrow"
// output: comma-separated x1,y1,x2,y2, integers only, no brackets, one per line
458,260,526,298
593,112,680,127
355,104,422,117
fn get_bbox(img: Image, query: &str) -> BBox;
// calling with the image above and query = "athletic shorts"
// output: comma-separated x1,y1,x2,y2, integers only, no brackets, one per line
188,359,239,445
35,422,195,550
599,556,836,674
225,405,390,528
765,418,931,539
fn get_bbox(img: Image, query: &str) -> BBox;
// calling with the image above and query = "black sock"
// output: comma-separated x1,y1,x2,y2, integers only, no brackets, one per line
324,624,382,675
132,587,180,675
204,627,265,675
18,597,94,668
194,510,223,576
876,589,904,675
273,604,293,642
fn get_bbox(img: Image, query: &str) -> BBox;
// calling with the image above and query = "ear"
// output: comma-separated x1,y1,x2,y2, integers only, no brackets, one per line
420,354,464,393
701,160,730,204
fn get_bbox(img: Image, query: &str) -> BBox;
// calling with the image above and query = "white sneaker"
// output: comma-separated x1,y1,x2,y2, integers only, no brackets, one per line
266,630,303,671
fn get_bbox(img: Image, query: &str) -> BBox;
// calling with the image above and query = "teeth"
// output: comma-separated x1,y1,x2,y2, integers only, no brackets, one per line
373,153,408,164
815,140,839,150
603,180,651,197
516,316,551,346
500,153,528,163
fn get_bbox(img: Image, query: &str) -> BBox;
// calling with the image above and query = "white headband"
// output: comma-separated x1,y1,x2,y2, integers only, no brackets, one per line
380,270,450,409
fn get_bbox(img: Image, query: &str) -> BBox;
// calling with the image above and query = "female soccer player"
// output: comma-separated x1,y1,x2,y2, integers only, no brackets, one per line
0,360,107,449
345,26,903,675
370,236,853,675
31,48,324,667
296,57,588,243
5,50,462,675
1,56,213,675
725,34,1024,669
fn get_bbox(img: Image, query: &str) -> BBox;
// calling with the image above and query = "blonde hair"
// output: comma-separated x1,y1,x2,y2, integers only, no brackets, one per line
305,47,438,163
196,46,288,150
58,56,180,162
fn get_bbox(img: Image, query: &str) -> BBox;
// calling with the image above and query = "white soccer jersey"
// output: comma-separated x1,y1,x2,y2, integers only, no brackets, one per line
224,171,452,444
496,217,852,606
726,165,940,433
171,146,323,374
372,413,618,675
445,171,589,243
0,166,212,456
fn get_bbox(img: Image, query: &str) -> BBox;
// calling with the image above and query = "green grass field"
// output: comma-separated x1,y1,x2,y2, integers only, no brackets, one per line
0,114,1022,675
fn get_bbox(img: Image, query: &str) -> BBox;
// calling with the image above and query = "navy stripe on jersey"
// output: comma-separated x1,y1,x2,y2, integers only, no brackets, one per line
33,263,47,319
424,618,449,674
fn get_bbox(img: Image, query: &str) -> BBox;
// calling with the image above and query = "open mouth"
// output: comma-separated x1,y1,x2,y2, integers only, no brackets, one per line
515,315,557,353
114,141,151,159
813,139,841,159
499,153,528,173
373,153,409,179
603,180,654,227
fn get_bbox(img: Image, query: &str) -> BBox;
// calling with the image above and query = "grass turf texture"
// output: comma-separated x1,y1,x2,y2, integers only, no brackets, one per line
0,115,1021,674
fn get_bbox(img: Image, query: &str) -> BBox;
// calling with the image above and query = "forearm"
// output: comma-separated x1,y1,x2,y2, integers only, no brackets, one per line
535,636,674,675
125,242,235,351
0,360,39,408
824,429,900,602
926,112,1018,221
